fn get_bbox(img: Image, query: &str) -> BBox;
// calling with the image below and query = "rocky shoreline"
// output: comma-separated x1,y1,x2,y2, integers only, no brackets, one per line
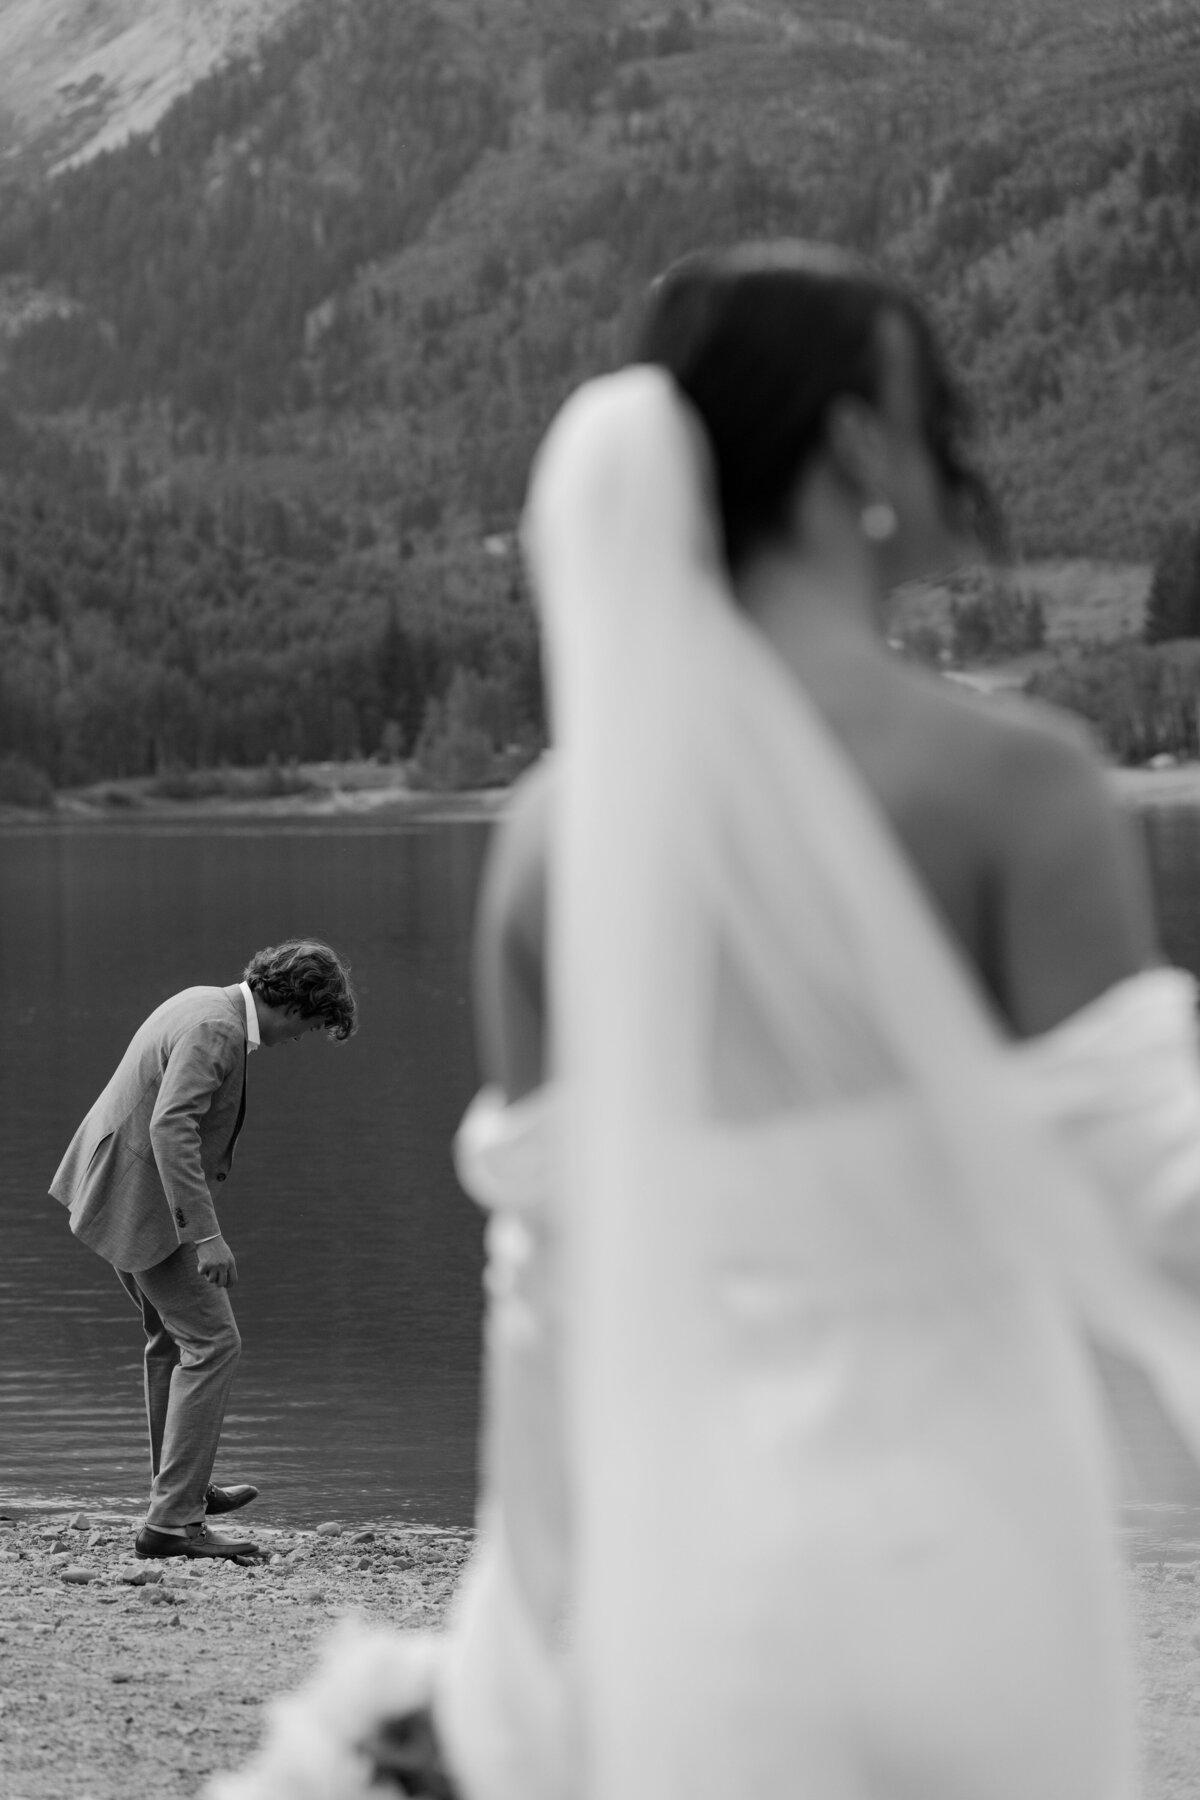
0,1505,468,1799
4,756,1200,833
1110,764,1200,810
3,1506,1200,1797
1132,1556,1200,1796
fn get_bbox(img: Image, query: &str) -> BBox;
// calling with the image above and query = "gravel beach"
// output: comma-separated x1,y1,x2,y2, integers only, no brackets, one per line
1137,1556,1200,1799
3,1506,1200,1798
0,1507,468,1799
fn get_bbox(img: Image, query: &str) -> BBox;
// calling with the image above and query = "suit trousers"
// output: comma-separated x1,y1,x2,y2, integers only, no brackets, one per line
117,1244,241,1530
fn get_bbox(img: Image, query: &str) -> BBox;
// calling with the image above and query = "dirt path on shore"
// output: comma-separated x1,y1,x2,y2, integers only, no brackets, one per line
3,1508,1200,1797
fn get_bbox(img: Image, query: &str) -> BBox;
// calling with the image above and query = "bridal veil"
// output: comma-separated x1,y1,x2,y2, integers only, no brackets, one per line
526,366,1200,1798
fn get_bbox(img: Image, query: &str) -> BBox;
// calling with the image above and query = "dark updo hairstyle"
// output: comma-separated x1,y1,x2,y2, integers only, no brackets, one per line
633,240,998,574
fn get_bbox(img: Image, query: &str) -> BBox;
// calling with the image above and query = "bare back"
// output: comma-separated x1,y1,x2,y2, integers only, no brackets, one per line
813,651,1158,1035
473,658,1159,1098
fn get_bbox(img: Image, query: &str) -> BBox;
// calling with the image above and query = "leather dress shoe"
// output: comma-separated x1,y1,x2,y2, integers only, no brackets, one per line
135,1521,259,1560
205,1481,259,1515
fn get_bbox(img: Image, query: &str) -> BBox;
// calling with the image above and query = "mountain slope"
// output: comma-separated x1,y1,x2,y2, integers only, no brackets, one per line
4,0,1196,550
1,0,1199,789
0,0,300,174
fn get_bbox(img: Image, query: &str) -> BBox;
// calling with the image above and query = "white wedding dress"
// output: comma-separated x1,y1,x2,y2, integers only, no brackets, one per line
434,1084,571,1800
438,965,1200,1800
524,368,1200,1800
209,368,1200,1800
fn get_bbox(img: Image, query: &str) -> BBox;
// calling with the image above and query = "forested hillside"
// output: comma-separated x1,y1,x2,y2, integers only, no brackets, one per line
1,0,1199,790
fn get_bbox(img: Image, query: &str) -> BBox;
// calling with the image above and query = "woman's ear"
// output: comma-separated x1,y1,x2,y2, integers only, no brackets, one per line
822,395,890,506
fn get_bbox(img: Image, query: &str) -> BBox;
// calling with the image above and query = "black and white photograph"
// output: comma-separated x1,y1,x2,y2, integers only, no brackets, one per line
3,2,1200,1796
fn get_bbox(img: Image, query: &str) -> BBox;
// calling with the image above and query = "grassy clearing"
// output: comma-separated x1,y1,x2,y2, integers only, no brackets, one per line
892,556,1150,661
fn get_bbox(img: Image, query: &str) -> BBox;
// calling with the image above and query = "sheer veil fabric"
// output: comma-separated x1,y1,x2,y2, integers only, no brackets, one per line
524,367,1200,1798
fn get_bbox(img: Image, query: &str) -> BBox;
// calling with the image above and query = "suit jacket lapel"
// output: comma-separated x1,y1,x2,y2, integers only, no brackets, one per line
221,983,249,1151
233,1046,247,1144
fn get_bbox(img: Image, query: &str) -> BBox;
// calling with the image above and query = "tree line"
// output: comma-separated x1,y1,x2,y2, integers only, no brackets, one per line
1026,517,1200,764
0,406,542,795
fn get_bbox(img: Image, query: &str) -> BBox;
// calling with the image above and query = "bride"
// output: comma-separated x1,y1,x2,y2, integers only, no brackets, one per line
212,242,1200,1799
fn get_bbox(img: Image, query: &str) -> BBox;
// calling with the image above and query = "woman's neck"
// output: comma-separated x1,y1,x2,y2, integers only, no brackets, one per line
735,532,889,682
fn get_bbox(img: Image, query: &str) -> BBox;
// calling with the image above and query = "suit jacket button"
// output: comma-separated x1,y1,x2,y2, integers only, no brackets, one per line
216,1173,226,1183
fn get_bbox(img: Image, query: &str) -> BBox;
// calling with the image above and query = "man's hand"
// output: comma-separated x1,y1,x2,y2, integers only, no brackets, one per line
196,1235,238,1287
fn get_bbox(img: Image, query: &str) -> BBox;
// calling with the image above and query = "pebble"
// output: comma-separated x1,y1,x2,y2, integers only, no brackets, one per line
315,1522,343,1537
350,1529,375,1544
68,1512,91,1531
115,1565,164,1586
60,1568,96,1584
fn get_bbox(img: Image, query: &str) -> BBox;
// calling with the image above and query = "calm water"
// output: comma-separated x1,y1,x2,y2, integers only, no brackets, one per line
0,817,489,1526
5,807,1200,1537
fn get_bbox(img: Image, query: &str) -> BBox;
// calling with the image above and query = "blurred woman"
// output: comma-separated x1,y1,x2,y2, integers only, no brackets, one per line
214,243,1200,1800
476,241,1200,1800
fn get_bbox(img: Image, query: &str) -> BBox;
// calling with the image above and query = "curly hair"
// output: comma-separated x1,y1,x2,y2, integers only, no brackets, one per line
242,938,358,1041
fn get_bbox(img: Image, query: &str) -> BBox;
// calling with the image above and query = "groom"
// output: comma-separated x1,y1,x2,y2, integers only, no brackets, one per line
50,939,357,1560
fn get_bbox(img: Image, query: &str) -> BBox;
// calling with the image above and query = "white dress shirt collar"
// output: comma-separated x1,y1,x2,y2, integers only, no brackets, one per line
240,981,261,1053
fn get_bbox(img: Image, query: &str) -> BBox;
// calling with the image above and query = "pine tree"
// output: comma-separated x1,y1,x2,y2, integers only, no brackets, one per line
1177,106,1200,201
1144,521,1200,642
1139,145,1165,201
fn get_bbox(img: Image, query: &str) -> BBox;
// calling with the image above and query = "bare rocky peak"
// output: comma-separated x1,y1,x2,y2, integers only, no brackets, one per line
0,0,302,172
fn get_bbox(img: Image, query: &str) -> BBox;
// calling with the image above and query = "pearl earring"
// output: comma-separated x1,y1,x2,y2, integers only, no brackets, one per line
860,500,898,543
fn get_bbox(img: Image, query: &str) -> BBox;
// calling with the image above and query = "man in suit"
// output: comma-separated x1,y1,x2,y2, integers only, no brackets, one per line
50,938,357,1561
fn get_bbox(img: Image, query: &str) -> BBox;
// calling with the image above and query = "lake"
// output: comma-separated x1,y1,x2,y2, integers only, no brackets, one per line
4,804,1200,1536
0,815,489,1527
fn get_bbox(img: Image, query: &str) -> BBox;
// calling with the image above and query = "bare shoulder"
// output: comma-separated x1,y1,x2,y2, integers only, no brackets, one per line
957,685,1109,827
873,662,1157,1033
478,755,556,923
889,662,1102,823
938,682,1158,1032
472,756,556,1093
497,753,558,840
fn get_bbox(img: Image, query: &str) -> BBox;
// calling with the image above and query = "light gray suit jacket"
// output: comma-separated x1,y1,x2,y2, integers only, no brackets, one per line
50,984,248,1272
